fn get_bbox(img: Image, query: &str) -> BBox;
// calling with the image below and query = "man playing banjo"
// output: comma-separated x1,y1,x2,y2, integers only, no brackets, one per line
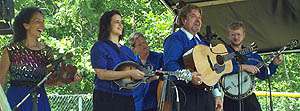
222,21,283,111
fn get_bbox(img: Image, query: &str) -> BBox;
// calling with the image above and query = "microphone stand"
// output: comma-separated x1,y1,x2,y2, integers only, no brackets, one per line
237,61,243,111
170,81,180,111
13,52,72,111
157,74,181,111
157,75,169,111
13,71,54,111
214,36,245,111
157,7,183,110
235,48,247,111
263,43,290,111
266,68,274,111
13,60,62,111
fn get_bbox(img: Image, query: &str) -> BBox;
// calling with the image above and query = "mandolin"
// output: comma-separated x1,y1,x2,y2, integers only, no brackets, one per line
113,61,192,90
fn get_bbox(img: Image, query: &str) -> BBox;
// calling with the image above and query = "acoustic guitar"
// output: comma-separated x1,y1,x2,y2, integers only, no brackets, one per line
113,61,192,90
183,43,257,86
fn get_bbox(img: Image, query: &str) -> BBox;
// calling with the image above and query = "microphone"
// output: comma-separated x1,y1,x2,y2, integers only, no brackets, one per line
201,25,219,47
203,25,218,42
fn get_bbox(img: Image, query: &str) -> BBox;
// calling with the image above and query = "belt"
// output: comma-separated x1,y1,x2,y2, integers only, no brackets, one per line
9,80,38,87
191,84,214,92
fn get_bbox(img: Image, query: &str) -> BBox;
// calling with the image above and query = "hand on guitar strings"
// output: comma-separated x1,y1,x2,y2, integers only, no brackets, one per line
191,72,202,85
128,69,145,80
241,64,260,74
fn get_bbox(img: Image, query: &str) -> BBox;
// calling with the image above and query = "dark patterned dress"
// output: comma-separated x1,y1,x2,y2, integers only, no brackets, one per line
5,42,53,111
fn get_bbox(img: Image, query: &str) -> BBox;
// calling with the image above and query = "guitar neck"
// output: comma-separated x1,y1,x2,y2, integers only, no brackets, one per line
154,71,177,76
223,48,253,62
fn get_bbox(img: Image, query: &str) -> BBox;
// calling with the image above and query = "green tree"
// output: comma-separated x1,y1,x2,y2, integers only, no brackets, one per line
1,0,173,94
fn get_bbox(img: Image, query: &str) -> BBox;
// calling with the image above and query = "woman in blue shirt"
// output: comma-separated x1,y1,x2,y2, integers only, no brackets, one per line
130,32,163,111
90,10,145,111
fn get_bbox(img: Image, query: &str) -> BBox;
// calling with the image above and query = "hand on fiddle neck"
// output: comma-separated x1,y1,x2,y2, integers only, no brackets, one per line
272,55,283,65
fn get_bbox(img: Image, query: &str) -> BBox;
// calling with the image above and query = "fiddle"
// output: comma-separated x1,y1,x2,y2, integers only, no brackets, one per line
46,53,80,85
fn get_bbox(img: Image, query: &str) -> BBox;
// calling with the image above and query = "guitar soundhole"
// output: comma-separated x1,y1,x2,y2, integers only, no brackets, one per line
216,55,224,65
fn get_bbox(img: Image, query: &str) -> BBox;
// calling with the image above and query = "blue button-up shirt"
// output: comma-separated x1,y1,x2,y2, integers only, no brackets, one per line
163,28,205,72
90,40,139,96
133,51,163,110
227,46,278,79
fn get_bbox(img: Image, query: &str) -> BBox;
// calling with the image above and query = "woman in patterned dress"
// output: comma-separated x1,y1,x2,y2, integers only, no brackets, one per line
0,7,79,111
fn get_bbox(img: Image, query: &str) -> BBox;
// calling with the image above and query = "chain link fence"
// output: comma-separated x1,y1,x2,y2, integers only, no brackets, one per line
48,94,300,111
48,94,93,111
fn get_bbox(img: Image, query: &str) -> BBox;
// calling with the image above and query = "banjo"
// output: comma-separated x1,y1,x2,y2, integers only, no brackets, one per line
114,61,192,89
221,60,258,100
221,39,299,99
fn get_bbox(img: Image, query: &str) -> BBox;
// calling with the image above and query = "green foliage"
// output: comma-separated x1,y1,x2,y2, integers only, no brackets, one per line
1,0,299,110
0,0,173,94
256,53,300,110
256,53,300,92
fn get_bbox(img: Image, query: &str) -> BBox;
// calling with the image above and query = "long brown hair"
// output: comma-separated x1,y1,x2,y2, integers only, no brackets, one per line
98,10,123,41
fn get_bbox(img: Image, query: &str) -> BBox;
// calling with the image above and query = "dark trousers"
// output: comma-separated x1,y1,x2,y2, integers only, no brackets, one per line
93,90,135,111
143,108,156,111
174,84,215,111
223,93,262,111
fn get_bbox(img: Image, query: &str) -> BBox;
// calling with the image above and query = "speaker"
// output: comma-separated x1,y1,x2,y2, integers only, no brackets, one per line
0,22,13,35
0,0,14,35
0,0,14,21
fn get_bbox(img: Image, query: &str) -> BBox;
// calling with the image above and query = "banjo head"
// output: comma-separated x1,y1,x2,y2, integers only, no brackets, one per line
221,72,255,99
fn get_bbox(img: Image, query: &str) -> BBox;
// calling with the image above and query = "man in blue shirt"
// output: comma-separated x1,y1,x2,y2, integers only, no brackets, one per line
223,21,283,111
130,32,163,111
163,5,223,111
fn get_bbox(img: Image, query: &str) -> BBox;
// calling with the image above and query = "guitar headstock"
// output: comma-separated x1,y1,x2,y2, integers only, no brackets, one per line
174,69,193,83
240,42,258,55
287,39,299,49
142,64,155,76
249,42,258,52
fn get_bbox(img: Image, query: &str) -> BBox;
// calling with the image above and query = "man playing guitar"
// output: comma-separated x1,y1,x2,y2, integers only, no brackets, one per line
163,5,223,111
